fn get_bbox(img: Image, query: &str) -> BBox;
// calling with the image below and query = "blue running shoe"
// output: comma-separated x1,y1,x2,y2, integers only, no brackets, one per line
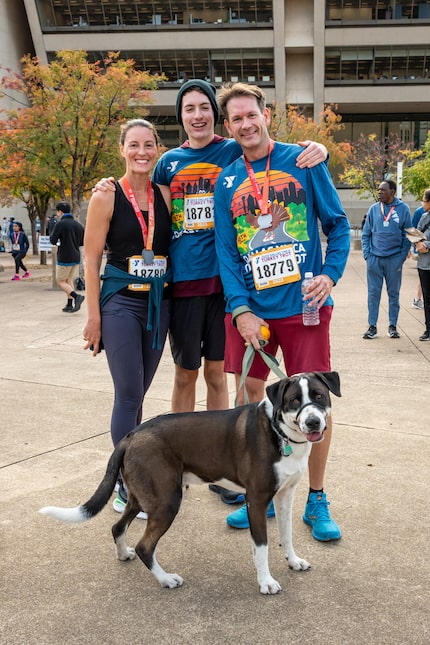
303,492,341,541
226,500,275,529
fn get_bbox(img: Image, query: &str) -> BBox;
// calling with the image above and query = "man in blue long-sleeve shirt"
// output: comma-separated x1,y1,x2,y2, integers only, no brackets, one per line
214,82,350,540
362,180,411,339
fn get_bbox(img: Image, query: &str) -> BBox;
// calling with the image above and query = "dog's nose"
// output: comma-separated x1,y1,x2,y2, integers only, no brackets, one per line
305,416,321,431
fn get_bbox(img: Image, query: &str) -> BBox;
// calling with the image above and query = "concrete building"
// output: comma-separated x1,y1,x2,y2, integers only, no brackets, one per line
0,0,33,220
9,1,430,220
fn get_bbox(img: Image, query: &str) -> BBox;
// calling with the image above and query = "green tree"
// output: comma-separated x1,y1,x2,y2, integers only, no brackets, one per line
269,104,351,170
0,50,161,235
339,132,414,201
402,131,430,200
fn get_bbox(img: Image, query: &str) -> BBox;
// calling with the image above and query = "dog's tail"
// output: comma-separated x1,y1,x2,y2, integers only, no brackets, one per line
39,440,127,524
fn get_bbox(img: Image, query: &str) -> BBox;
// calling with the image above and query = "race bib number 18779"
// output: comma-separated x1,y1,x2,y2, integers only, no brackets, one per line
251,245,300,291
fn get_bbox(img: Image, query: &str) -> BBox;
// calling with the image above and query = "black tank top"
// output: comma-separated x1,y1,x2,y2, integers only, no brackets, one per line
106,181,171,298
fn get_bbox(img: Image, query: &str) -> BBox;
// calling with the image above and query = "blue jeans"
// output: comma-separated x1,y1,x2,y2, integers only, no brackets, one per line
366,253,403,327
102,293,170,446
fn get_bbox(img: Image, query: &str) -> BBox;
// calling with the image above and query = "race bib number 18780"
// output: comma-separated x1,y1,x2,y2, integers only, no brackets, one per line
127,255,167,291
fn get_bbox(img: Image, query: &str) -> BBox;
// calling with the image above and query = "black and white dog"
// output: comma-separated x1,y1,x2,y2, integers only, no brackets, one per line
40,371,341,595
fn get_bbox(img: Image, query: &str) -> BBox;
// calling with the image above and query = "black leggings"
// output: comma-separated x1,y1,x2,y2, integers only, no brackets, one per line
101,293,170,446
12,252,27,274
418,268,430,332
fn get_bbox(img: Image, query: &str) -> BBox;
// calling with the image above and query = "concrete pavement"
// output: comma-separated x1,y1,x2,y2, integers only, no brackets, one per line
0,248,429,645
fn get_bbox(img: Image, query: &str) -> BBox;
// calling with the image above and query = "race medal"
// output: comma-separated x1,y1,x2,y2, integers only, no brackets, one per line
251,245,300,291
257,213,273,230
128,255,167,292
184,194,215,230
142,249,155,264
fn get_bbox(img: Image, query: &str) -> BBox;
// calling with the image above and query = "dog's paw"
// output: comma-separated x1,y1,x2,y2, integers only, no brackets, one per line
287,557,311,571
259,576,282,595
161,573,184,589
116,546,136,561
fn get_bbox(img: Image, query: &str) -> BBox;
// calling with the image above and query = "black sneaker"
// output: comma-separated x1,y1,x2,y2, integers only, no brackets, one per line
73,294,85,312
419,331,430,341
363,325,377,339
388,325,400,339
62,304,74,313
208,484,245,505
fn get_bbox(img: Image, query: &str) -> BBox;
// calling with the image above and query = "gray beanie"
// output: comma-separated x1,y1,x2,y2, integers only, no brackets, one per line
175,79,219,127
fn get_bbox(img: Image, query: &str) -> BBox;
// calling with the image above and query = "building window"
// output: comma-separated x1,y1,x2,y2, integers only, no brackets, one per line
326,1,430,22
75,49,274,86
326,46,430,81
36,1,273,30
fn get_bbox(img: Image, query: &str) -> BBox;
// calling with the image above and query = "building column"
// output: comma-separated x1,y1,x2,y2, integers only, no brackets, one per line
313,0,326,118
273,1,286,103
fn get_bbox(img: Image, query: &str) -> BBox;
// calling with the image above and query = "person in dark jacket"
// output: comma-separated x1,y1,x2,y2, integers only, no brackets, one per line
10,221,30,280
49,202,85,312
46,214,58,236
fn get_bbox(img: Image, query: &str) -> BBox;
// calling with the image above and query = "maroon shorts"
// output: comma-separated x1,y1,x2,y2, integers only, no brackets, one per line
224,307,332,380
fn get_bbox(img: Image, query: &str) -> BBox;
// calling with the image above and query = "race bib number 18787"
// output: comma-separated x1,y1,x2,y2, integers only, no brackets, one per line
184,194,214,230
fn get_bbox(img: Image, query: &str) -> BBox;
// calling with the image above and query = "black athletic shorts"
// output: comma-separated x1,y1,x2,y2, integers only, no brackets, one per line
169,293,226,370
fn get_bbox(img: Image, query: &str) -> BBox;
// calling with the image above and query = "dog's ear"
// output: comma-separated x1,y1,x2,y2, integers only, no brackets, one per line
314,371,341,397
266,379,290,408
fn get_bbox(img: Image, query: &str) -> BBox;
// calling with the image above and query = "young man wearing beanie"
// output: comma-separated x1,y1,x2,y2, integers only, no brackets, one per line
50,202,85,313
152,79,328,413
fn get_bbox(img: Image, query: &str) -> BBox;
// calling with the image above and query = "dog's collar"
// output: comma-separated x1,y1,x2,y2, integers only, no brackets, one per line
270,417,306,457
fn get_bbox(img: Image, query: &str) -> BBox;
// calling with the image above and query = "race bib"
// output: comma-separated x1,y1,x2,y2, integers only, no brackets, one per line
127,255,167,292
184,194,214,230
12,244,20,251
251,245,300,291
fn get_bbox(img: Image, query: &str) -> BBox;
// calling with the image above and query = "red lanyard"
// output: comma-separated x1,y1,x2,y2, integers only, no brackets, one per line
121,177,155,251
13,233,19,244
380,202,395,222
243,140,274,216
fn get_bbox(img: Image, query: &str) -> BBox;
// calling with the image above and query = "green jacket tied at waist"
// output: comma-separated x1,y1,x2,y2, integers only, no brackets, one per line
100,263,171,350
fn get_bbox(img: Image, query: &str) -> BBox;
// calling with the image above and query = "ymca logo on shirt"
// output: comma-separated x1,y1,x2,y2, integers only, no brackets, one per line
223,175,236,189
168,160,180,173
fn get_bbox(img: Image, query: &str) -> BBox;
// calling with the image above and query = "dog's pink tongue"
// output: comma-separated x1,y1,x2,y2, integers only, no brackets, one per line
307,432,322,443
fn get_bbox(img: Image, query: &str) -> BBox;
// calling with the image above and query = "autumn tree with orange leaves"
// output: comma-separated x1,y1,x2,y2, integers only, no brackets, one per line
0,50,161,255
269,104,351,170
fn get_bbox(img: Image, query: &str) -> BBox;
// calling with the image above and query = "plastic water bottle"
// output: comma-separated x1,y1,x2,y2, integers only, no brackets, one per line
302,271,320,326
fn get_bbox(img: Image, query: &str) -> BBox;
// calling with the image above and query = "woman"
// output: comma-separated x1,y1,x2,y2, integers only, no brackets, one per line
10,221,30,280
415,188,430,341
83,119,172,516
